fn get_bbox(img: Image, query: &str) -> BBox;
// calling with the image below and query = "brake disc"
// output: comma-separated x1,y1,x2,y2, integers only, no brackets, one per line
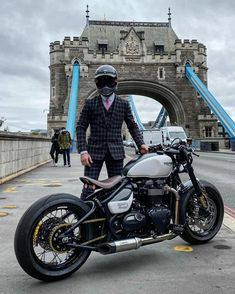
33,217,63,250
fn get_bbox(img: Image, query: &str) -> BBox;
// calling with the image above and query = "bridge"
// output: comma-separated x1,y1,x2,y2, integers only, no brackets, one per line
1,11,235,293
2,11,235,184
47,11,235,152
66,62,235,146
2,62,235,184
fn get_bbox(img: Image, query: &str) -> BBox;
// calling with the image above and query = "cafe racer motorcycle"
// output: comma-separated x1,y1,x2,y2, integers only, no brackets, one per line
14,140,224,281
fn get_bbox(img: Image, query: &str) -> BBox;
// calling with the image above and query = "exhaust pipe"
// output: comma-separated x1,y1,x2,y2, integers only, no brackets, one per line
97,233,175,255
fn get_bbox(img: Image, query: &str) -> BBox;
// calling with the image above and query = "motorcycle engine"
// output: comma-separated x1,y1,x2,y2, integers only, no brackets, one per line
122,211,146,232
148,206,171,234
144,180,171,234
120,180,172,235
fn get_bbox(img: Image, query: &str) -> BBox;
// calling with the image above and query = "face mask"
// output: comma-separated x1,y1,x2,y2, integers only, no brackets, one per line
98,86,117,97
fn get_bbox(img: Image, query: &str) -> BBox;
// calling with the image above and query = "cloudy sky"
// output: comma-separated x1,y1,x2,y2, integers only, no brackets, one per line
1,0,235,132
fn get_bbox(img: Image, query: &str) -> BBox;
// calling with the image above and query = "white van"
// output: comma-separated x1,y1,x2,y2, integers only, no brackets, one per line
142,129,162,146
133,129,163,153
161,126,187,146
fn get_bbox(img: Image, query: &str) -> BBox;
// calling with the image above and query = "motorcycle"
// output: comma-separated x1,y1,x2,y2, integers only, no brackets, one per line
14,139,224,281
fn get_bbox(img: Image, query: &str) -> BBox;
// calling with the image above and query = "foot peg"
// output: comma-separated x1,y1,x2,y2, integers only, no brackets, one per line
170,224,184,234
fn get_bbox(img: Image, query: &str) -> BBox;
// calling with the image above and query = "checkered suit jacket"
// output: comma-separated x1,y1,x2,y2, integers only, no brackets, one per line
77,95,144,160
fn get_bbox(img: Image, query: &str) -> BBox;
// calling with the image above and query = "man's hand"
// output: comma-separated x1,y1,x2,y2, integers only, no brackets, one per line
140,144,149,154
80,153,93,167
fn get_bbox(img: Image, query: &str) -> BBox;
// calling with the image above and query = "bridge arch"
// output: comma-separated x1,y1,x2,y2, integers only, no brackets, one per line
88,80,186,126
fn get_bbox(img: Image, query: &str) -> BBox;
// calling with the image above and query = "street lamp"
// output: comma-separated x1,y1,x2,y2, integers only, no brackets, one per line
0,117,6,128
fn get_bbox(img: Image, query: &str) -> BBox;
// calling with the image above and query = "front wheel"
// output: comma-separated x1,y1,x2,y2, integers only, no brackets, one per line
180,181,224,244
14,193,92,281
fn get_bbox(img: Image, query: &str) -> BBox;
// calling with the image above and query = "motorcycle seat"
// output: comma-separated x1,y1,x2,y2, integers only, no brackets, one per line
80,175,122,189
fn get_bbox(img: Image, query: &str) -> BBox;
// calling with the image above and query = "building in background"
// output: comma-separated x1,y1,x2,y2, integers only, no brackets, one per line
48,8,219,143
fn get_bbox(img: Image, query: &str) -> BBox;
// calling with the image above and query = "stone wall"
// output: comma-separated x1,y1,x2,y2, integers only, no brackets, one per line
0,132,51,184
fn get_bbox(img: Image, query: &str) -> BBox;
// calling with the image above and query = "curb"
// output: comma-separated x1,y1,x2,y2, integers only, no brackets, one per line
194,150,235,155
223,213,235,232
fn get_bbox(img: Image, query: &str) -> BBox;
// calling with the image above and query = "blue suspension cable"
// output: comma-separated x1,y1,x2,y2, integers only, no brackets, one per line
128,95,146,130
66,63,80,152
185,63,235,138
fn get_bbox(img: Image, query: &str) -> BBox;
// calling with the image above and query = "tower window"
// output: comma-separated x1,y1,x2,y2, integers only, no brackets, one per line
205,126,212,137
52,87,55,97
155,45,164,53
158,67,165,80
154,42,164,54
98,39,108,54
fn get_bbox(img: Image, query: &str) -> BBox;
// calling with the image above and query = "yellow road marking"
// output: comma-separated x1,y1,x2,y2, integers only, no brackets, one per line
174,245,193,252
0,211,9,217
3,188,16,193
1,205,17,209
13,180,63,186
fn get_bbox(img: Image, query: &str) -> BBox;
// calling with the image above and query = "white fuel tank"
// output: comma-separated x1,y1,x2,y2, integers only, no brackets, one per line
126,153,173,178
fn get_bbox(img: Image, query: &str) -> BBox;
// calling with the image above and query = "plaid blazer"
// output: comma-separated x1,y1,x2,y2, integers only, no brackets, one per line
77,95,144,160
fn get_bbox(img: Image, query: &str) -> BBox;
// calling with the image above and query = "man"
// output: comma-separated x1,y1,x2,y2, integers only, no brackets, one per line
77,64,148,199
58,127,72,167
49,129,60,166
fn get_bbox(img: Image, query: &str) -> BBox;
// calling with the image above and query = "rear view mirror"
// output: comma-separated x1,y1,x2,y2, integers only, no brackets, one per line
187,137,192,145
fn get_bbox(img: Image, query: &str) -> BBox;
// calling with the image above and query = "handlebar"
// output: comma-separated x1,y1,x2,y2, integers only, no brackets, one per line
147,142,199,158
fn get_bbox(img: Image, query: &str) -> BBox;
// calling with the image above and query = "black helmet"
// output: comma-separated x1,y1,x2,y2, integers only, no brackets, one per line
95,65,118,97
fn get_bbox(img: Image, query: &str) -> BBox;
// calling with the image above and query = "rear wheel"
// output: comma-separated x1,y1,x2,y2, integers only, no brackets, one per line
180,181,224,244
14,194,92,281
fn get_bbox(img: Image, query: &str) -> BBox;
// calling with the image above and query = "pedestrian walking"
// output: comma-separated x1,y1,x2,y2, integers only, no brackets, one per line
58,127,72,167
49,129,60,166
77,64,148,200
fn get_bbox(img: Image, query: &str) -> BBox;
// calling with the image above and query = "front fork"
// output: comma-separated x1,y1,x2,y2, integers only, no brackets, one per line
186,164,208,209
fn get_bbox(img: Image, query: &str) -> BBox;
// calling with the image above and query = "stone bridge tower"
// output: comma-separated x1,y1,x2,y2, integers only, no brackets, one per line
48,9,218,139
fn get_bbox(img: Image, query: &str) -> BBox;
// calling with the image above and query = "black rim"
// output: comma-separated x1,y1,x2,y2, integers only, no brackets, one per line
30,204,88,270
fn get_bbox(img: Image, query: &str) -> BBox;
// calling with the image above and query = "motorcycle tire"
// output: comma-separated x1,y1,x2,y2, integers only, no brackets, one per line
180,180,224,244
14,193,92,281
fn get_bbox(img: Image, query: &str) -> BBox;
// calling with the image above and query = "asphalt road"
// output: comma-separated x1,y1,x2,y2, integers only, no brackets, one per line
192,152,235,209
0,152,235,294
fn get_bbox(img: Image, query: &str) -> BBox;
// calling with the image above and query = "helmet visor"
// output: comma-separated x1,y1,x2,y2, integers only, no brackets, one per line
95,76,117,89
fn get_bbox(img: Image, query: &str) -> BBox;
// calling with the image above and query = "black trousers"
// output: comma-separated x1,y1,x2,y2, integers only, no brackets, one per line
50,145,59,163
80,151,123,200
